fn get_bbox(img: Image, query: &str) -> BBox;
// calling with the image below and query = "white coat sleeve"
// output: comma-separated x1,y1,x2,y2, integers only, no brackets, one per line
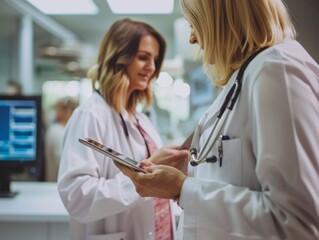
179,59,319,239
57,108,142,223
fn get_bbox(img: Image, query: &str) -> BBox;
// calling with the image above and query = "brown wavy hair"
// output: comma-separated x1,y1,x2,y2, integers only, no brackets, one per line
87,18,166,113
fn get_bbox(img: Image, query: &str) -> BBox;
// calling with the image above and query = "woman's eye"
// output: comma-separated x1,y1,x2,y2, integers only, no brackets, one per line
138,55,148,61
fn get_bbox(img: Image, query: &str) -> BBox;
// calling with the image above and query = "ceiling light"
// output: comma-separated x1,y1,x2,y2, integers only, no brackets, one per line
173,79,190,98
26,0,99,15
106,0,174,14
156,72,173,88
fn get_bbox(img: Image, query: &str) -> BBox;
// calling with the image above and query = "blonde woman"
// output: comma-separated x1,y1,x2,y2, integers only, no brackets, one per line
117,1,319,239
58,18,188,240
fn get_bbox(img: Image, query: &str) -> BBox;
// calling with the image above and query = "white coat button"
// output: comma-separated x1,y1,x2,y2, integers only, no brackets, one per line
148,231,153,236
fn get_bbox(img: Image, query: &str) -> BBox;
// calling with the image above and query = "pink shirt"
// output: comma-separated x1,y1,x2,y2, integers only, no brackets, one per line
135,121,173,240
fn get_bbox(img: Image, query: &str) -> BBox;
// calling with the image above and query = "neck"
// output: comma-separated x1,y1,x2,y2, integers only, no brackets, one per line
127,111,136,121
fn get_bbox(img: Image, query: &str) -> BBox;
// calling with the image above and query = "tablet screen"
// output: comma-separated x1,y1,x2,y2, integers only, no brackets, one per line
79,137,146,173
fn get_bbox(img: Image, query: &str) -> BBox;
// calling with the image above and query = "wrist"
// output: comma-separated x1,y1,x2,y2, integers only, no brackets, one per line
174,175,187,208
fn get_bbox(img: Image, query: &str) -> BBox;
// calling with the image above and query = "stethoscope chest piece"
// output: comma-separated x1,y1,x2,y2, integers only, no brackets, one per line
190,148,218,166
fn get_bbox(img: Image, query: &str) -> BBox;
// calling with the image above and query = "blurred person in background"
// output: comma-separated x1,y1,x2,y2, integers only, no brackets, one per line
45,96,78,181
5,79,22,95
57,18,188,240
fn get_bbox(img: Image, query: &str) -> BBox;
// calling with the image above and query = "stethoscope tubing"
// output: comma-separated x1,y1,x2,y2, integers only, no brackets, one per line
189,47,268,166
190,81,239,166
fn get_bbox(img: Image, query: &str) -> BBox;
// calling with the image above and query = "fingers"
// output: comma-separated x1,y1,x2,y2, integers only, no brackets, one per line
138,165,187,198
165,145,183,150
143,164,158,173
139,159,153,168
148,146,189,167
115,163,187,199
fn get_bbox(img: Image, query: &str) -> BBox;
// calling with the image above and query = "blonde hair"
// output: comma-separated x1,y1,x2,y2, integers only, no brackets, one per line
57,96,78,111
87,18,166,113
180,0,296,86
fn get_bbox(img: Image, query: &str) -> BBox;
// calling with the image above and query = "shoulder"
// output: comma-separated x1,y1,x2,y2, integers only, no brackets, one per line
239,41,319,115
243,40,319,91
77,92,112,115
65,92,118,137
248,41,318,78
72,92,114,123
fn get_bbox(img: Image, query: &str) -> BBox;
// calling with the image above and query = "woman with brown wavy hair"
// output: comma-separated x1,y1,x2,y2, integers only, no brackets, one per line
58,18,188,240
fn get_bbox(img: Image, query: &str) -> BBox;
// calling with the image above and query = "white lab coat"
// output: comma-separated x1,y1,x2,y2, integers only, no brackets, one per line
177,40,319,240
58,92,176,240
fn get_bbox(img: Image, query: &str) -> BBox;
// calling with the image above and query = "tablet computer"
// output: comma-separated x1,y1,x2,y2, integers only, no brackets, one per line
180,131,194,149
79,137,147,173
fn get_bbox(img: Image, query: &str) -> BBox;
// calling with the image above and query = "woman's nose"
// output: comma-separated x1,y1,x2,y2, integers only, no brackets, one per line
189,31,198,44
146,60,156,71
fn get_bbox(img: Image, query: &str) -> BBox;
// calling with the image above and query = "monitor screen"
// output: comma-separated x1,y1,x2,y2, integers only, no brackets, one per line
0,95,42,197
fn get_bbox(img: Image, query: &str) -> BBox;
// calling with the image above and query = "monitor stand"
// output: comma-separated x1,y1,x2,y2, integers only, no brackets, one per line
0,170,19,198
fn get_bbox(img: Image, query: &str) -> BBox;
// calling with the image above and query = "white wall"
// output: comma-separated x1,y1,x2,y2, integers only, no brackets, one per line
0,39,16,93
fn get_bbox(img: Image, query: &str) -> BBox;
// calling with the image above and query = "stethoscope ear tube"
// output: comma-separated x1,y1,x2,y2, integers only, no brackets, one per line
217,83,236,118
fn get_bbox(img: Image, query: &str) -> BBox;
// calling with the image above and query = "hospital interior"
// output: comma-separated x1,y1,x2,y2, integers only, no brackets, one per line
0,0,318,239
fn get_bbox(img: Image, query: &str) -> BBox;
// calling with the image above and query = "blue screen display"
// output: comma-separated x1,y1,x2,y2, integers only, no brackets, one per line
0,100,38,161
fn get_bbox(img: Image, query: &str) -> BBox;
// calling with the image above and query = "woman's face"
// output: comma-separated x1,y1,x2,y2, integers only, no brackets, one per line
127,34,160,95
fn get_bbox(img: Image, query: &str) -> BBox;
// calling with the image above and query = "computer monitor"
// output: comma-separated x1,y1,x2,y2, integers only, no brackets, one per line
0,95,42,198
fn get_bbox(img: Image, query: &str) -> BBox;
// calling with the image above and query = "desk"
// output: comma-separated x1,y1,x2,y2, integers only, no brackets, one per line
0,182,182,240
0,182,70,240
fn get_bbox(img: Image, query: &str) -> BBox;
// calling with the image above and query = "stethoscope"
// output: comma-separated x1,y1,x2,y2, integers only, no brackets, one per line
189,47,268,166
